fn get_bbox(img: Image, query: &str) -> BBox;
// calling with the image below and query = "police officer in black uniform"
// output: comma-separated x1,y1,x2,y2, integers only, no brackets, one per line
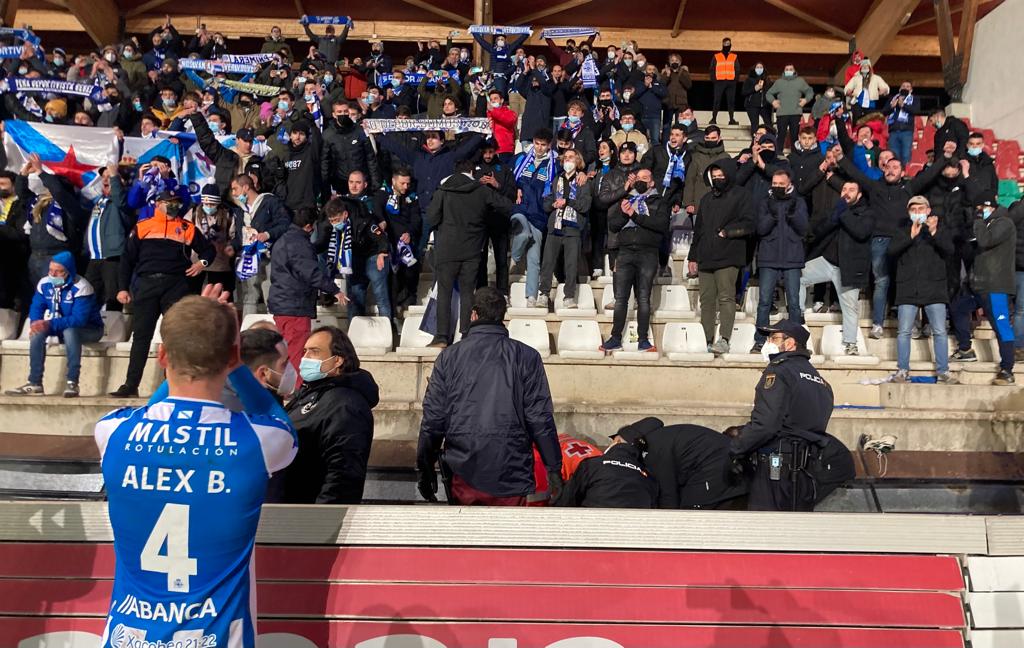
726,319,854,511
643,419,748,509
554,419,659,509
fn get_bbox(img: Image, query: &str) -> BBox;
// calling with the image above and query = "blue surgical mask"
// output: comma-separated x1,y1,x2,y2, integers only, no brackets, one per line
304,94,315,104
982,207,994,220
968,146,983,157
909,212,927,224
299,356,335,382
48,275,66,287
755,66,764,75
567,115,581,124
235,193,248,206
44,114,54,123
53,57,64,67
208,122,220,134
324,74,333,84
162,97,176,108
621,122,634,132
133,100,143,112
278,100,290,111
681,118,693,127
784,70,795,77
333,221,346,231
202,205,218,215
391,78,402,88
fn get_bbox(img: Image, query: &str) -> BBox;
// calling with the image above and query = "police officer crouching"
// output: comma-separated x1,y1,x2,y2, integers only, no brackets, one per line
554,419,659,509
726,319,854,511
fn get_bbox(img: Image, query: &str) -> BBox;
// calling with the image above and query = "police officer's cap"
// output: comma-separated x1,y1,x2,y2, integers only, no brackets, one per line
757,319,809,347
611,416,664,444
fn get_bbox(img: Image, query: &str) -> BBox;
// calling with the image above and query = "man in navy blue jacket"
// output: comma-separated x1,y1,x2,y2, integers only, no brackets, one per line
6,251,104,398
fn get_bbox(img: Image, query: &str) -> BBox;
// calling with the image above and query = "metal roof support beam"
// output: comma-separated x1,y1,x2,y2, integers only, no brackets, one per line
833,0,920,83
64,0,120,46
670,0,689,38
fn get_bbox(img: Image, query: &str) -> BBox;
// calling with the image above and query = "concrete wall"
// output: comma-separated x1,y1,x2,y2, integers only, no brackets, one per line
962,0,1024,143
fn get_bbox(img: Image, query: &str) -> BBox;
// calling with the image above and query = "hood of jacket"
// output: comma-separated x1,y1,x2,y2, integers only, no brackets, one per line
304,368,381,408
51,250,76,279
705,157,738,190
438,172,483,194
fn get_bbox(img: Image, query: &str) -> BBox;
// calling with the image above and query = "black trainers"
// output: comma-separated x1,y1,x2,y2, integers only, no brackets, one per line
109,384,139,398
599,336,623,352
993,369,1015,386
950,348,977,362
63,381,79,398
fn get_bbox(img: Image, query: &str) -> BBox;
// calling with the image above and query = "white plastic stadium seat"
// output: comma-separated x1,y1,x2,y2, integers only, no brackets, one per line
556,319,604,360
597,255,613,285
654,285,694,319
396,314,442,356
821,324,879,365
311,315,340,330
0,308,20,340
613,321,659,361
508,282,546,317
967,592,1024,630
554,284,597,316
721,323,763,364
599,285,635,314
508,319,550,358
347,316,393,355
2,319,58,350
240,314,275,331
663,322,714,362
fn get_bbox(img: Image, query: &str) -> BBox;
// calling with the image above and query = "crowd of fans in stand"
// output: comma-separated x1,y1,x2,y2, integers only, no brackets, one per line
0,15,1021,409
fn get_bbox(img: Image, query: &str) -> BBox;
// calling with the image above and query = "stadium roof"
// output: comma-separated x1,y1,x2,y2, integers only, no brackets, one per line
6,0,1003,88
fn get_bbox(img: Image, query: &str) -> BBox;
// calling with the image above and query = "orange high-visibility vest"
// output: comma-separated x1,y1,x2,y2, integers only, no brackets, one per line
714,52,737,81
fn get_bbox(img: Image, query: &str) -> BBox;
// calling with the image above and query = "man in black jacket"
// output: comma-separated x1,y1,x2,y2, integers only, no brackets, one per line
322,102,381,195
229,174,292,317
601,168,670,353
597,142,642,269
426,160,514,347
687,158,754,355
554,420,658,509
727,319,853,511
322,194,391,321
836,143,945,339
641,123,688,276
641,418,748,509
188,113,259,197
417,287,562,505
950,197,1017,385
375,168,421,308
282,325,380,504
266,120,321,213
473,140,518,297
799,180,875,355
965,132,999,200
930,108,970,157
889,196,957,383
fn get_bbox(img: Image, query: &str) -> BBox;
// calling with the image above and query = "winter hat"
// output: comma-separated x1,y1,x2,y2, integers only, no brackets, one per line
45,98,67,118
200,184,222,204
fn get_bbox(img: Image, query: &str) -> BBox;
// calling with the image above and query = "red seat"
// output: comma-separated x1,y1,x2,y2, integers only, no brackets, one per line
996,141,1022,179
907,162,925,177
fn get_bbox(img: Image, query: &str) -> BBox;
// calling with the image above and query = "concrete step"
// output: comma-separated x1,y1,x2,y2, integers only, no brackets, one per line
881,383,1024,412
2,395,1021,454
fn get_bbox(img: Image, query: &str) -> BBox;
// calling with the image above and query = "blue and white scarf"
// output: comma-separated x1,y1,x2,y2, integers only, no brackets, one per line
0,27,41,47
235,240,268,281
327,221,353,276
0,46,27,59
0,76,105,103
222,53,277,66
180,58,258,74
514,146,557,195
27,196,67,241
621,191,651,229
663,146,686,188
300,15,351,25
86,196,110,260
362,117,490,134
581,56,598,89
392,239,416,270
551,173,580,233
377,71,460,87
307,95,323,131
887,94,915,126
541,27,598,39
469,25,533,35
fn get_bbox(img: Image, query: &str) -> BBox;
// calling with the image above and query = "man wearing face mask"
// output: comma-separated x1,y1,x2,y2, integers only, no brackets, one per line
742,62,772,135
268,207,349,375
930,108,969,158
662,54,692,127
322,101,381,195
751,170,808,354
710,37,739,126
109,190,216,398
726,319,852,511
766,64,813,151
473,31,530,93
264,120,322,212
611,110,649,155
882,81,918,165
5,252,104,398
888,196,957,383
950,197,1017,385
964,132,999,200
283,325,380,504
683,125,729,217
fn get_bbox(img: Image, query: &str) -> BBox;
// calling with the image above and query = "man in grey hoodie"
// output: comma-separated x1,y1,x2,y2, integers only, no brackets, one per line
766,64,814,153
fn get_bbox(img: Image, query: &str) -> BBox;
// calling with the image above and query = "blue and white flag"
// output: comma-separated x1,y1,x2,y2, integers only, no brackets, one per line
3,122,118,200
299,15,351,25
541,27,598,39
469,25,533,35
123,134,184,180
0,27,41,47
180,58,258,74
362,117,490,135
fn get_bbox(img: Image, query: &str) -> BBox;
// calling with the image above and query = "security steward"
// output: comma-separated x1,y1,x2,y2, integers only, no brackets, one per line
726,319,854,511
553,419,659,509
641,418,748,509
110,190,216,397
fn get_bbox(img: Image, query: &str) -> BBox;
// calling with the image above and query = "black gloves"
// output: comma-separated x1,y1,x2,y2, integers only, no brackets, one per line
417,468,438,502
547,469,564,502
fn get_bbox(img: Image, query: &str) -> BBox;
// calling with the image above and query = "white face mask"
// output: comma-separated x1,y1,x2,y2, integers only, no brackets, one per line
563,160,577,174
761,342,781,363
270,362,298,397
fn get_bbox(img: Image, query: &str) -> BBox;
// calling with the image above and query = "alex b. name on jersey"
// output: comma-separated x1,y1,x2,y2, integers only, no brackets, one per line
120,418,238,494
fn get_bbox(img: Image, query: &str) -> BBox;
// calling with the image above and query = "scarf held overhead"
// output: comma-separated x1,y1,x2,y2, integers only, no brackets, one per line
362,118,491,135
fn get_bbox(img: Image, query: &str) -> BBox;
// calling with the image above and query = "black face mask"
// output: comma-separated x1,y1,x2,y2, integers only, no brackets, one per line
599,99,612,107
670,62,680,69
760,149,777,163
633,180,649,194
771,187,787,200
722,44,732,53
0,188,12,199
163,202,182,217
711,177,727,193
899,88,910,97
336,115,354,130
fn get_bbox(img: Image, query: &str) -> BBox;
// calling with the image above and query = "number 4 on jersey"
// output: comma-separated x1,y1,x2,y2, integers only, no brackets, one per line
141,503,198,593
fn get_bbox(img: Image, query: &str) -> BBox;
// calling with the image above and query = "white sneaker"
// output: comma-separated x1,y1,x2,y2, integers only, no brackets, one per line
563,297,577,309
536,294,549,309
710,338,730,355
525,296,537,308
843,342,860,356
869,324,884,339
592,269,603,278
